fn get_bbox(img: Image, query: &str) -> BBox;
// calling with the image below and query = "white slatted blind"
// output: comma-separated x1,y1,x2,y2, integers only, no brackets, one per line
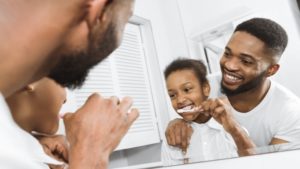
71,23,160,150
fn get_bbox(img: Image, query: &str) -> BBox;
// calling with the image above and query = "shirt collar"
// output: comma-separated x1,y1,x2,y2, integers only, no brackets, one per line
0,93,63,165
206,118,224,131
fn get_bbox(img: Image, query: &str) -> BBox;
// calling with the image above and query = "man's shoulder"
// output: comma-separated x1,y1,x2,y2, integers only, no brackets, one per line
269,80,300,114
0,151,49,169
271,80,300,103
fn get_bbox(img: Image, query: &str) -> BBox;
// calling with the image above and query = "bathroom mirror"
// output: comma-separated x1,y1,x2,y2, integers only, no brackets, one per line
59,0,300,168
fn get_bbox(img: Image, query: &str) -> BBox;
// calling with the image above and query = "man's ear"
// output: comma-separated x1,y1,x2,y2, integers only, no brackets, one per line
266,64,280,77
202,82,211,98
86,0,108,28
25,85,35,92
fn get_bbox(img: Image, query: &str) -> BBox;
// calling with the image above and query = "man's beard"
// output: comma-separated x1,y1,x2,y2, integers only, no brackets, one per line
48,23,118,89
221,70,267,96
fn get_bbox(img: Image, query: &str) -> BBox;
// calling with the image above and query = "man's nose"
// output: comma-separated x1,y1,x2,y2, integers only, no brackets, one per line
224,57,240,71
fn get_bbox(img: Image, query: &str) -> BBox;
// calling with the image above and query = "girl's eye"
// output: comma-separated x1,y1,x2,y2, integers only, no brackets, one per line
169,93,176,99
223,52,230,58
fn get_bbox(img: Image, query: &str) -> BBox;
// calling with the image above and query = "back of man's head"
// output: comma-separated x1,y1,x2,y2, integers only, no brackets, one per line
234,17,288,59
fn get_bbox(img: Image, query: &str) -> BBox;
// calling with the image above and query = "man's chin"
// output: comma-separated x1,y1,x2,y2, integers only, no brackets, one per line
49,22,117,89
221,83,241,96
48,51,95,89
49,68,89,89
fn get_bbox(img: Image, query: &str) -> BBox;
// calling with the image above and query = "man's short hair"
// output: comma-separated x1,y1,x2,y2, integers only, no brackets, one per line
235,17,288,57
164,58,208,86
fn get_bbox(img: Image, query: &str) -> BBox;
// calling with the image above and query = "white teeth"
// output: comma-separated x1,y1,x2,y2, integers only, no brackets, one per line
225,74,240,81
182,105,193,110
177,109,195,113
177,105,194,113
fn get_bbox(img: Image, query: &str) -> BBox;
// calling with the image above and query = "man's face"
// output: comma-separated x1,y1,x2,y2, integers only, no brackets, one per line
219,31,272,96
49,0,134,88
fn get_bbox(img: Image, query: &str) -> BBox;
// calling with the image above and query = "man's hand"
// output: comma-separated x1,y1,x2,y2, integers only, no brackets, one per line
37,134,69,163
63,93,139,169
165,118,193,153
36,135,69,169
201,97,236,132
201,97,256,156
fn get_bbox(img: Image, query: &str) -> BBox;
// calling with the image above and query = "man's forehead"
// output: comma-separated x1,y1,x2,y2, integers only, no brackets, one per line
227,32,267,54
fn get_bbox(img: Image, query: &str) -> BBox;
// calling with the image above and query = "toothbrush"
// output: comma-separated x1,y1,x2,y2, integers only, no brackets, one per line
177,106,203,114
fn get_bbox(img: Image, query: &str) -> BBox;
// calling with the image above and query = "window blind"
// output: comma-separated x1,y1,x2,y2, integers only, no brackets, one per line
72,23,161,150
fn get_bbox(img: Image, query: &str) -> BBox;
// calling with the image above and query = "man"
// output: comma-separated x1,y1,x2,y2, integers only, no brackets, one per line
0,0,138,168
165,18,300,153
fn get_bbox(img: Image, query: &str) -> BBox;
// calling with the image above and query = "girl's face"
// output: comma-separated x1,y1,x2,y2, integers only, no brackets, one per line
166,69,209,122
31,78,66,134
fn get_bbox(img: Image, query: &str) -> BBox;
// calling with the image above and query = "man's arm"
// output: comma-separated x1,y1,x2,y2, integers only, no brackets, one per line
201,98,256,156
269,138,289,145
165,119,193,153
224,120,256,156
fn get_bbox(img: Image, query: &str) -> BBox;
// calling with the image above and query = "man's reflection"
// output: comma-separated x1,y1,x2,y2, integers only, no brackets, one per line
165,18,300,160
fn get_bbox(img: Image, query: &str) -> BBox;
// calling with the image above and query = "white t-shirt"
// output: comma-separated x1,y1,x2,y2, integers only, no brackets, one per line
165,118,237,165
208,73,300,146
0,93,62,168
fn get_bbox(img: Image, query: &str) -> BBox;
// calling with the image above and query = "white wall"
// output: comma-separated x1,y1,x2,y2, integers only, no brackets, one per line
177,0,253,35
134,0,189,71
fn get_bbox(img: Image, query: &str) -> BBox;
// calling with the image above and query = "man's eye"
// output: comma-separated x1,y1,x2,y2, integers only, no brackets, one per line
184,88,191,93
107,0,114,5
241,59,253,65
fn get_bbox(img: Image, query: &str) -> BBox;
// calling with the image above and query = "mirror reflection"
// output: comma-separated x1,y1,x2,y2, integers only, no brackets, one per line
163,16,299,165
3,0,300,168
56,0,300,168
